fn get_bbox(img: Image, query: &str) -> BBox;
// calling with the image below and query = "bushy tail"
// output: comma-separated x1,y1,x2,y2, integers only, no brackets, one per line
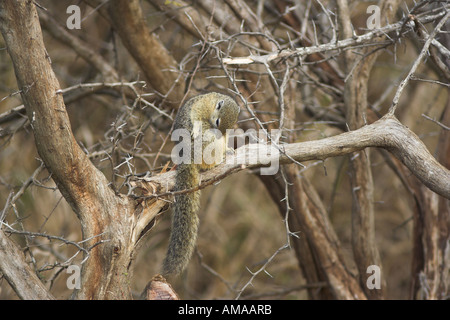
162,164,200,277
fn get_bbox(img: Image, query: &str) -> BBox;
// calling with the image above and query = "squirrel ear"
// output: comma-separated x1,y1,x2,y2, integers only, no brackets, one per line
216,100,224,110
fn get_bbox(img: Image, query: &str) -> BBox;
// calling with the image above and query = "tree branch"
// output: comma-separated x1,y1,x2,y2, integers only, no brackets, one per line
222,7,448,65
38,9,119,83
136,115,450,201
338,0,402,299
0,0,113,215
107,0,185,105
133,113,450,299
0,229,55,300
388,10,450,115
0,0,136,300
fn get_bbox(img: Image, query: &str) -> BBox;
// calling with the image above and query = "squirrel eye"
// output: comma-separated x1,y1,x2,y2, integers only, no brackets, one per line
216,100,224,110
215,118,220,127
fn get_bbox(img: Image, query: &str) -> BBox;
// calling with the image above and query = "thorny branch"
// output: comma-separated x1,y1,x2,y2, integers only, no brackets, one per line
388,10,450,115
222,7,449,65
0,0,449,300
0,222,106,266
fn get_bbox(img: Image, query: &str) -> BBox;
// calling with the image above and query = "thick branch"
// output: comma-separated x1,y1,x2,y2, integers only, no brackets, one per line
0,230,55,300
0,1,113,215
0,1,135,300
133,114,450,298
107,0,185,104
338,0,401,299
38,10,119,82
140,115,450,201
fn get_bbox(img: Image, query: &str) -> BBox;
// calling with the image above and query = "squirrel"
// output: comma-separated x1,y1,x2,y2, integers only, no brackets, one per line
161,92,240,277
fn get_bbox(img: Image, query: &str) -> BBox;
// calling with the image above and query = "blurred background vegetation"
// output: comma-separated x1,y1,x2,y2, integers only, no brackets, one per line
0,0,448,299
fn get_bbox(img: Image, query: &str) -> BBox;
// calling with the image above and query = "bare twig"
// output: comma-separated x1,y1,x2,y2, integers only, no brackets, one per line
222,9,448,65
388,11,450,115
0,229,55,300
421,113,450,130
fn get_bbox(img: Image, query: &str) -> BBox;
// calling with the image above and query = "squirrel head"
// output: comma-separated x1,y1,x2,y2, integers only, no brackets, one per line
207,93,240,134
183,92,240,135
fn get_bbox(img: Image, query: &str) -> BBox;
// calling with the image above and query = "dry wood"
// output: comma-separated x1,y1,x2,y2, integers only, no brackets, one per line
139,114,450,204
0,0,448,300
0,230,55,300
107,0,185,105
